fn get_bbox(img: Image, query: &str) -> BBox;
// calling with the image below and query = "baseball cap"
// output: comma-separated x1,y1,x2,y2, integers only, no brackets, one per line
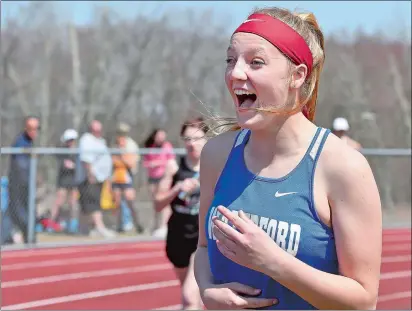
332,117,350,131
61,129,78,142
116,122,130,135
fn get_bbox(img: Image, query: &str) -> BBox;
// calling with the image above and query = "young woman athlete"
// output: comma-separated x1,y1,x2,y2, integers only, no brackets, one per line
155,118,208,310
194,6,382,310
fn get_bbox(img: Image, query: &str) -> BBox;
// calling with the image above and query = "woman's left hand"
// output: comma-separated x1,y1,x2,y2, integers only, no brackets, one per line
212,205,283,274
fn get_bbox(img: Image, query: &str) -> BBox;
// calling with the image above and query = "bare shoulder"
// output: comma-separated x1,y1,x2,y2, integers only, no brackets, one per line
200,129,240,184
320,133,380,209
322,134,371,179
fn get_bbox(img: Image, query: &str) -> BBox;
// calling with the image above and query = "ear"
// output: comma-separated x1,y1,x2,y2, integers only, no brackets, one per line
290,64,307,89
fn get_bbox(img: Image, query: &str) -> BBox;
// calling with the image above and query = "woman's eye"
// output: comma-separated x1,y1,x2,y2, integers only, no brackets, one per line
225,58,236,65
251,59,265,66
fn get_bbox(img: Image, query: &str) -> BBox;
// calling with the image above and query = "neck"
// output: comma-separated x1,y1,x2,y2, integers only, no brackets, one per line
246,113,317,160
23,131,34,142
185,155,200,171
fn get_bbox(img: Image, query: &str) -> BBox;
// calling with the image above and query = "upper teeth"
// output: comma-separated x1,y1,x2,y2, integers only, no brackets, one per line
234,89,254,95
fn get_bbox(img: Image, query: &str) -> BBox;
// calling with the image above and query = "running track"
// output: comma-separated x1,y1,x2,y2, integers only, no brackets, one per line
1,228,411,310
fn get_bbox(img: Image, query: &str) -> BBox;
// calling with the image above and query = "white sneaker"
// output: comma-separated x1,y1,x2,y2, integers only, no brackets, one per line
89,227,117,239
152,226,167,239
12,232,24,244
123,222,134,232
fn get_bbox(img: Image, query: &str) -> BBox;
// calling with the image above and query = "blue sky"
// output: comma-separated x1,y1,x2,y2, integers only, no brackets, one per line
2,1,411,38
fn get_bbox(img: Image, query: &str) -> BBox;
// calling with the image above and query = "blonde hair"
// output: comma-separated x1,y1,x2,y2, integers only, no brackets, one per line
208,6,325,134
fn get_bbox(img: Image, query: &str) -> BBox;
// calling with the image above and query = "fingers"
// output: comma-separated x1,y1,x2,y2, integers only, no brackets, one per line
181,178,199,192
216,239,236,260
238,210,255,225
217,206,248,233
212,224,238,249
225,282,261,296
213,215,244,242
212,282,278,309
236,296,278,309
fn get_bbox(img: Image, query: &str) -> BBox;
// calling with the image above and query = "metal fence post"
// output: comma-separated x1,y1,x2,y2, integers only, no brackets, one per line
27,151,38,245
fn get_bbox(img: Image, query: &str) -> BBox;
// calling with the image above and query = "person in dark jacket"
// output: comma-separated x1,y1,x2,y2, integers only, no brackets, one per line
1,116,40,244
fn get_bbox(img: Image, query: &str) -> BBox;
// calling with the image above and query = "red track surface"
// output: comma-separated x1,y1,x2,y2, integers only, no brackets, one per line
1,228,411,310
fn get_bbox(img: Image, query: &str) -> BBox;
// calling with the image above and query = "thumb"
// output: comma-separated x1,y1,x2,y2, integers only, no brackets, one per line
225,282,261,296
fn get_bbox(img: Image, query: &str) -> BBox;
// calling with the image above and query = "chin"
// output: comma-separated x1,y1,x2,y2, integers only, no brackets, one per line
187,150,199,159
235,109,268,131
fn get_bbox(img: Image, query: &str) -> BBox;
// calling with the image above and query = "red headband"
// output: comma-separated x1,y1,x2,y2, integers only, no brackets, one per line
233,13,313,77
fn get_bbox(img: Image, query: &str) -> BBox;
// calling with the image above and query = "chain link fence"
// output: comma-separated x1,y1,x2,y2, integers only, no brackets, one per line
1,147,411,247
0,147,185,246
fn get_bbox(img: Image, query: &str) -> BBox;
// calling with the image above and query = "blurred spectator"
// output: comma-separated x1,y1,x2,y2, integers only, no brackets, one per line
111,122,144,233
1,116,40,244
46,129,79,234
332,117,362,150
75,120,116,238
143,129,176,237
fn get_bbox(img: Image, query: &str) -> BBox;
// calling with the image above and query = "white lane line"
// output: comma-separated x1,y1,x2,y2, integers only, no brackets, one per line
382,255,411,263
2,251,164,271
2,263,173,288
1,242,163,259
378,291,411,302
3,253,408,272
1,279,180,310
3,262,410,289
1,233,407,259
152,304,183,310
380,270,411,280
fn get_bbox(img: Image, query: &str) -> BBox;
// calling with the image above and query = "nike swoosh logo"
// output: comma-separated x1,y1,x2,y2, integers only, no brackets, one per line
275,191,298,197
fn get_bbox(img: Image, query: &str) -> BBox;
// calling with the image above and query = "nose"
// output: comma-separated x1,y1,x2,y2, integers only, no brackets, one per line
185,139,194,147
227,59,247,82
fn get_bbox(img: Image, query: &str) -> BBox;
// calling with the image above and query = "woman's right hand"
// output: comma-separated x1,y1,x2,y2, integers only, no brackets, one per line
200,282,278,310
180,178,200,194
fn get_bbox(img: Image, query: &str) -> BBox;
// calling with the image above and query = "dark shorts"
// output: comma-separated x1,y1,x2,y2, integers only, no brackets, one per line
148,176,163,185
165,214,199,268
78,180,103,215
57,174,77,190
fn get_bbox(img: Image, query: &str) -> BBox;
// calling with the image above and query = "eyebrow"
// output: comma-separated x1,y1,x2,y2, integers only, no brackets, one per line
227,45,267,54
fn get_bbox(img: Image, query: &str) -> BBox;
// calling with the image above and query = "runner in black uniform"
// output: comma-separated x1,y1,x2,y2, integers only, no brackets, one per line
154,117,208,310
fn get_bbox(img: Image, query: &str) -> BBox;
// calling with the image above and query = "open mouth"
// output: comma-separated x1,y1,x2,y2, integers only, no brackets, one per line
234,90,257,109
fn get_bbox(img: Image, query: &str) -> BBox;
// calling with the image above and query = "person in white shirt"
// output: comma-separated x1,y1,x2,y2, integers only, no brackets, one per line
76,120,116,238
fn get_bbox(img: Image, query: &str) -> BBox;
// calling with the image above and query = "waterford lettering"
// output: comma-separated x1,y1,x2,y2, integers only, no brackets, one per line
208,206,301,256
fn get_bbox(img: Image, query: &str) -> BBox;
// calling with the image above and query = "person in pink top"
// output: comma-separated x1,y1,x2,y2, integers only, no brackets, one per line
143,129,176,236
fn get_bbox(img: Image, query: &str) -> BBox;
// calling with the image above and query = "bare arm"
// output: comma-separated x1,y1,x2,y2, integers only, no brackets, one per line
121,153,137,170
153,160,179,212
194,143,219,291
82,162,96,183
195,131,238,290
263,147,382,309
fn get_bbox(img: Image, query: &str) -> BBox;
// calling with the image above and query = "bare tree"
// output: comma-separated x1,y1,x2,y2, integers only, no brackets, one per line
1,2,410,209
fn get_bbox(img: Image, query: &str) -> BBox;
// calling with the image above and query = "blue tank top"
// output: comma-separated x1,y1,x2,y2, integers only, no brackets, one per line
205,127,339,310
